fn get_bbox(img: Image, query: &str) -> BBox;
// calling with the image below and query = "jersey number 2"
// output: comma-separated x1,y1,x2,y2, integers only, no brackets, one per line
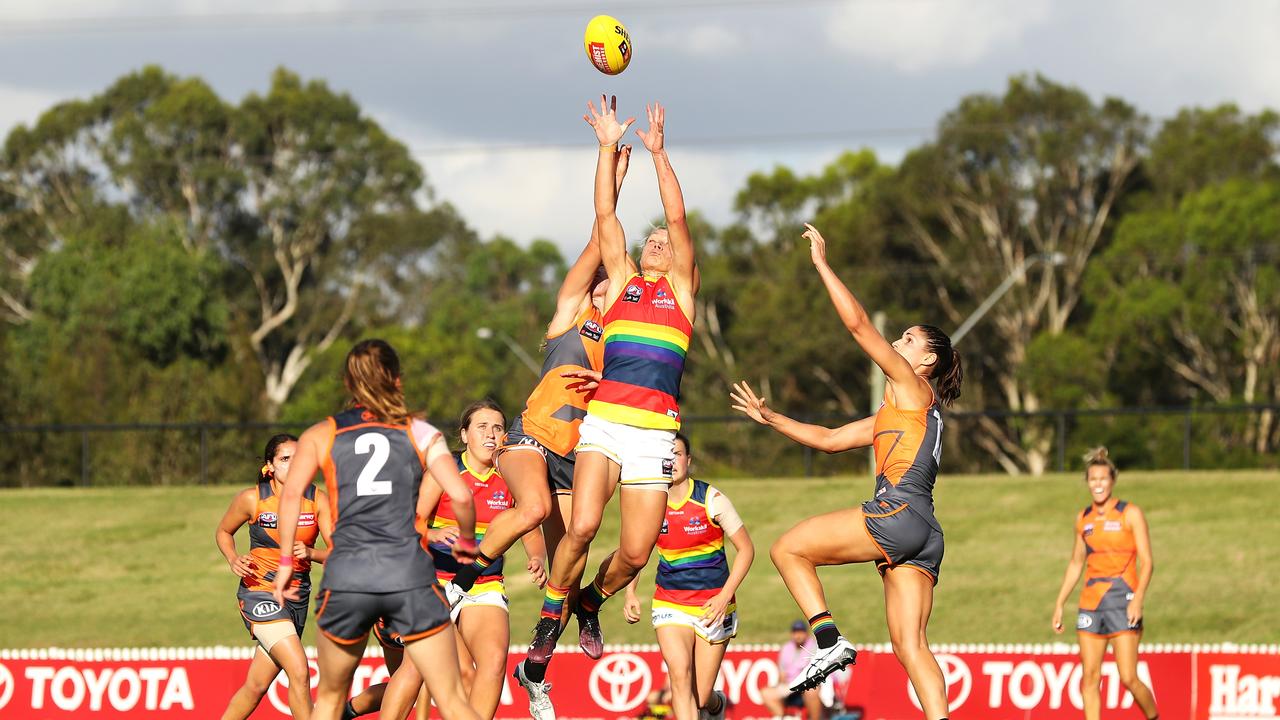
354,433,392,496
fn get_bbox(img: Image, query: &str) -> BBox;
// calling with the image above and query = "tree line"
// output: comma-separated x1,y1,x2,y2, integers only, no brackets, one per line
1,67,1276,485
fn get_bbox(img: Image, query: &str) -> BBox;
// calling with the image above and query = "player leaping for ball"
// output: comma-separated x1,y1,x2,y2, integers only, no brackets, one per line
513,96,698,720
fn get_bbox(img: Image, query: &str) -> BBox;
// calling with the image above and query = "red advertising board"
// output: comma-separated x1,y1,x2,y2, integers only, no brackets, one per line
0,644,1275,719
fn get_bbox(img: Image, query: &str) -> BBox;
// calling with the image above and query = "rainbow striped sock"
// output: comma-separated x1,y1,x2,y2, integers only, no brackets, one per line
577,580,613,614
540,583,570,620
451,551,493,592
809,611,841,649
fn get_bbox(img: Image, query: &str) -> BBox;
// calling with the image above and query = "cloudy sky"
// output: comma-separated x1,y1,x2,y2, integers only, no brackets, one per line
2,0,1278,255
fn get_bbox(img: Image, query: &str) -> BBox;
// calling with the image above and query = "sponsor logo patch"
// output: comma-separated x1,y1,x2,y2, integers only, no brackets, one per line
252,600,282,618
660,519,669,535
1077,613,1094,629
258,512,278,527
1104,520,1123,532
623,284,643,303
581,320,604,341
661,459,674,477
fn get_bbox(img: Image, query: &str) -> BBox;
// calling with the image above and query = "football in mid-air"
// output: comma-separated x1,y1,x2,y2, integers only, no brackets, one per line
583,15,632,75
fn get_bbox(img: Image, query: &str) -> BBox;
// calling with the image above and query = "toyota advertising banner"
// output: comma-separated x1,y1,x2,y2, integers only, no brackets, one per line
0,644,1276,719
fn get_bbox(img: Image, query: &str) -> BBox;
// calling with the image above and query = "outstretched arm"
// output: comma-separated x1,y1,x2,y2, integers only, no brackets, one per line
637,102,696,293
585,95,635,295
803,224,927,403
548,144,633,336
730,381,874,453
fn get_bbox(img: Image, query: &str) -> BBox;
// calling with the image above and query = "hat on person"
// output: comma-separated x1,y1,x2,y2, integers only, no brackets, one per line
790,620,807,632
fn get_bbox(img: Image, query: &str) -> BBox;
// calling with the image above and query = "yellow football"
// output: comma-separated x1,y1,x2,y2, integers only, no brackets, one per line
583,15,632,75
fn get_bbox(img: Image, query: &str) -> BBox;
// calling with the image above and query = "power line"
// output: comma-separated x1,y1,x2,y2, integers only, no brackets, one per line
0,0,854,36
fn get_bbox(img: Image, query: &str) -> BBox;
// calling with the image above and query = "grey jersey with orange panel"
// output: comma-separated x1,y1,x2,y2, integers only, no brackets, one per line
320,407,439,593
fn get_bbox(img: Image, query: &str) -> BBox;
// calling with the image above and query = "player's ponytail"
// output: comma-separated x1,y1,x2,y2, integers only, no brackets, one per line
261,433,298,481
1083,446,1118,481
917,324,963,407
344,339,412,425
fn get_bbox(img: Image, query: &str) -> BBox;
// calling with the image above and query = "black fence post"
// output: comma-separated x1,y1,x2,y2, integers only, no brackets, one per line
200,426,209,485
1183,409,1193,470
1056,412,1067,473
81,430,90,487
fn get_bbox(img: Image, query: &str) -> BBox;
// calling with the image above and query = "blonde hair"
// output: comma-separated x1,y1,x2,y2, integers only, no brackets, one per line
343,339,411,425
1082,446,1118,481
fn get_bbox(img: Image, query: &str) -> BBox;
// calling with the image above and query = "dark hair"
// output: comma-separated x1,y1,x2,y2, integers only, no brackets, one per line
674,432,691,456
915,324,963,407
344,339,410,424
260,433,299,480
590,264,609,291
460,398,506,433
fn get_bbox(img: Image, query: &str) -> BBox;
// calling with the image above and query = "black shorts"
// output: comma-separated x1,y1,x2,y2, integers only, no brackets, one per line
862,497,944,583
499,417,576,495
1078,583,1143,636
372,616,405,650
238,587,308,637
314,585,450,646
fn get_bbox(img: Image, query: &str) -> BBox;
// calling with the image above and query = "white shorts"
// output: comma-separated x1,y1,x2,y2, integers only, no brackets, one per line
576,414,675,489
452,589,508,623
652,605,738,644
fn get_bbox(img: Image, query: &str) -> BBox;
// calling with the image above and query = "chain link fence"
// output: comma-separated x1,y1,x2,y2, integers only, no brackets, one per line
1,405,1277,487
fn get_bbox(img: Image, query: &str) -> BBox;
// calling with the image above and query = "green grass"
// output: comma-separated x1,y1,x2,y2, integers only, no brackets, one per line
3,470,1277,648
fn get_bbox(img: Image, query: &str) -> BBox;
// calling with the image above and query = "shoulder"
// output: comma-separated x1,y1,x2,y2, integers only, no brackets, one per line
235,486,259,508
410,418,444,450
300,418,336,445
1122,502,1146,523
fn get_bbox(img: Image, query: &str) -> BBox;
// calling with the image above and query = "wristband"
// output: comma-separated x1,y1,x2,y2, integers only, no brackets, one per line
454,536,477,553
278,555,294,570
600,143,616,152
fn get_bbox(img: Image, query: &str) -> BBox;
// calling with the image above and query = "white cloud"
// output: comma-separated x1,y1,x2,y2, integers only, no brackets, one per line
0,83,66,134
825,0,1052,73
645,23,744,58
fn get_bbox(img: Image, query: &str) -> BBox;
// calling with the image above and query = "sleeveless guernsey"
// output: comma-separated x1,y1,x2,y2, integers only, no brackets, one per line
588,274,692,430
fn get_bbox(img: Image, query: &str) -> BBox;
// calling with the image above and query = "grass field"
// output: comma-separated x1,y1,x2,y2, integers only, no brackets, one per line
3,470,1277,648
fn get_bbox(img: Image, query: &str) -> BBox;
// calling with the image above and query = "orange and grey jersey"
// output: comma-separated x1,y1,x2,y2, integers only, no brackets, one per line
1076,499,1140,611
871,387,944,529
243,482,319,593
320,407,441,593
517,306,606,457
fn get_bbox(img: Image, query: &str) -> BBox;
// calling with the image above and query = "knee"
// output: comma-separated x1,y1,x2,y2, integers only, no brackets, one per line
769,538,792,568
459,663,477,688
1080,667,1103,687
666,667,693,691
242,677,272,698
616,546,649,573
1118,670,1143,689
890,634,925,661
568,515,602,545
282,665,311,690
516,497,551,531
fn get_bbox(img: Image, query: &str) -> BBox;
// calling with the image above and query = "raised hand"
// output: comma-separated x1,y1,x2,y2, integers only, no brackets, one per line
615,144,633,191
635,102,666,153
584,94,634,147
802,223,828,267
563,368,603,394
730,381,775,425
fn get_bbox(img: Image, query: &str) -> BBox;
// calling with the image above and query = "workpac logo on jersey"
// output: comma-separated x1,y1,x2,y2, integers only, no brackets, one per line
581,320,604,341
257,512,278,528
684,517,709,535
623,284,643,303
651,287,676,310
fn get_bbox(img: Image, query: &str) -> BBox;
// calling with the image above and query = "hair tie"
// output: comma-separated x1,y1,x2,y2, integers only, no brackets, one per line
260,463,272,478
